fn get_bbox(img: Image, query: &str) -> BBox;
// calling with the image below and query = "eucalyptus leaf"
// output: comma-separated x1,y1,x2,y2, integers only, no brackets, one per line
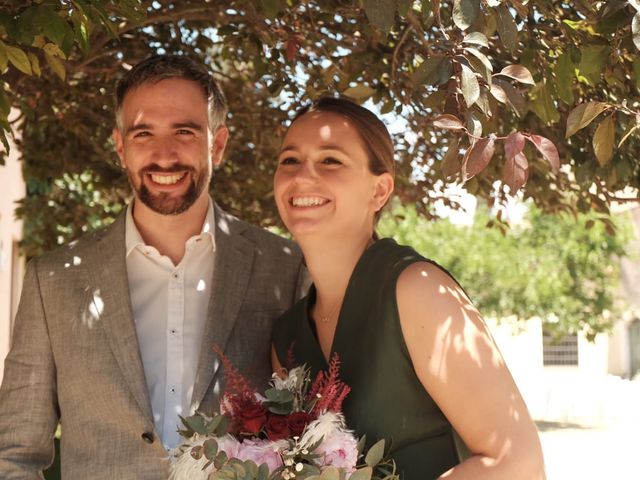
364,439,385,467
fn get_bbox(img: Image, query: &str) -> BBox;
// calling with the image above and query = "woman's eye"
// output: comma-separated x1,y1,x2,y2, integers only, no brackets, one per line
322,157,342,165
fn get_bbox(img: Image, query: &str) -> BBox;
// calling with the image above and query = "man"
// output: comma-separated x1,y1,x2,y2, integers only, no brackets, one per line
0,55,306,478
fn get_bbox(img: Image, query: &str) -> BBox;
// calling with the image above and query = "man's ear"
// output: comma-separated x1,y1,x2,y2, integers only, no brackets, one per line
210,125,229,169
112,128,125,168
372,172,394,212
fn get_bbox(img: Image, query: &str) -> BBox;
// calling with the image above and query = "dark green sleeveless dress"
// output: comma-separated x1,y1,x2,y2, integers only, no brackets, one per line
272,238,466,479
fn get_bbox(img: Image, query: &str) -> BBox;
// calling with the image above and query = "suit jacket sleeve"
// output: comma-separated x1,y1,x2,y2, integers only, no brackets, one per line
0,259,59,478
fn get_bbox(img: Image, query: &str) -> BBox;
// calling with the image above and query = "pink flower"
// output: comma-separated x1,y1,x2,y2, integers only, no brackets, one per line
315,429,359,471
216,435,241,459
235,438,283,471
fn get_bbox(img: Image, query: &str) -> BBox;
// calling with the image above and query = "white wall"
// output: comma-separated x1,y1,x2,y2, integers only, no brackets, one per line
0,117,25,384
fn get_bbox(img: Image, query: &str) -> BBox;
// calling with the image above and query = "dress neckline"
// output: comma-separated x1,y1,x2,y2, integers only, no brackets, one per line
303,238,395,366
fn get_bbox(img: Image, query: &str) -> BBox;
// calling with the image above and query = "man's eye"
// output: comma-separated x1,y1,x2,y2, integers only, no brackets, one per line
279,157,299,165
177,129,194,135
133,131,151,138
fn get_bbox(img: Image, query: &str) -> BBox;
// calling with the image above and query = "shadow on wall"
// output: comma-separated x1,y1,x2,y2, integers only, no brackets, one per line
43,439,60,480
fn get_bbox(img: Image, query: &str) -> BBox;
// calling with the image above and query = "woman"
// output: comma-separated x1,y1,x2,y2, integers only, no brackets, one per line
271,97,545,479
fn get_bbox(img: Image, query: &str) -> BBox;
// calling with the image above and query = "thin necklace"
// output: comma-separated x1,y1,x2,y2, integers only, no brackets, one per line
316,296,343,324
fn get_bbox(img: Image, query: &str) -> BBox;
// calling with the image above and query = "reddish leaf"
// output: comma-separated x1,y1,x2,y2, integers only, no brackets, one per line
464,137,495,178
433,114,465,130
527,134,560,173
504,132,525,160
502,152,529,192
285,39,299,62
495,65,535,85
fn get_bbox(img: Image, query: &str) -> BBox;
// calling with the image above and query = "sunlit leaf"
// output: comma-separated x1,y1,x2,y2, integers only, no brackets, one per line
618,124,639,148
592,115,615,167
6,45,32,75
527,135,560,173
463,31,489,48
565,101,610,138
28,52,41,77
464,47,493,83
633,12,640,51
433,114,465,130
343,84,376,101
530,80,560,125
464,136,495,178
460,64,480,107
495,65,535,85
453,0,480,30
492,79,525,116
578,46,610,85
44,51,66,81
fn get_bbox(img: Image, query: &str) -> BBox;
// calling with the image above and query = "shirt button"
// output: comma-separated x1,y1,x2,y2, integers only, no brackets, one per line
141,431,154,444
172,273,179,279
169,328,177,334
170,387,176,393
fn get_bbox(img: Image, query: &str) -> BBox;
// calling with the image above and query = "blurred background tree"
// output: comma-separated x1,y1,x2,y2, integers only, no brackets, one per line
0,0,637,258
377,200,633,339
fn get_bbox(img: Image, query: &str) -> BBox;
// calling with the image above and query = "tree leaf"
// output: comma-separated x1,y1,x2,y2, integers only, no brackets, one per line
466,111,483,137
578,46,610,85
493,78,524,116
44,51,66,81
28,52,41,77
618,124,639,148
502,152,529,192
40,6,73,49
527,134,560,172
464,136,495,178
464,47,493,82
441,137,461,178
634,57,640,90
463,31,489,48
633,12,640,51
496,5,518,53
343,84,376,101
453,0,480,30
0,42,8,71
530,79,560,125
414,56,452,86
495,65,535,85
592,115,615,167
6,45,32,75
565,101,610,138
554,52,575,105
460,64,480,107
433,114,465,130
504,132,525,160
363,0,397,33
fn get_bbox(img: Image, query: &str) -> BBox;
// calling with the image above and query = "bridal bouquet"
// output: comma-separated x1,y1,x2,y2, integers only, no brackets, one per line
170,351,398,480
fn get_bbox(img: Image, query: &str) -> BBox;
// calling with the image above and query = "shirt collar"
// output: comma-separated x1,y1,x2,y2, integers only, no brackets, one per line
125,196,216,257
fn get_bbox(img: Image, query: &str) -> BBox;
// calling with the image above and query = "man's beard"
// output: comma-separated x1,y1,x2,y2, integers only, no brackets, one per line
129,164,209,215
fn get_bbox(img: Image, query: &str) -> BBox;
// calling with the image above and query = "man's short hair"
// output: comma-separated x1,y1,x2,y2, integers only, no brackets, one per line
114,54,228,132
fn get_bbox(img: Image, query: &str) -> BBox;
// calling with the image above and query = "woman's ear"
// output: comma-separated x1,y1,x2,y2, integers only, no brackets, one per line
372,173,394,212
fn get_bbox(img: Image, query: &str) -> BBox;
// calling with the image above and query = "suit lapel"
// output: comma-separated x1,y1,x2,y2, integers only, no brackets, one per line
87,214,154,422
191,205,254,410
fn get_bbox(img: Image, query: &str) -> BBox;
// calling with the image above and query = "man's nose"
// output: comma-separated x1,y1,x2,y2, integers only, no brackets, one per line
151,137,179,164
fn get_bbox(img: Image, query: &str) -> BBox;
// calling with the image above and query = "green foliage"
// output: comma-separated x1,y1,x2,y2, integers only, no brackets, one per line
377,201,633,339
1,1,638,257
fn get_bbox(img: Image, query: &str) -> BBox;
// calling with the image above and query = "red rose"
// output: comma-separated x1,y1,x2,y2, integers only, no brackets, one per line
236,401,267,434
265,414,290,441
287,411,311,437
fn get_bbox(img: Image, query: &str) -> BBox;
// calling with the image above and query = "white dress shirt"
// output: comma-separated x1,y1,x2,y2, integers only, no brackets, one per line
125,199,215,450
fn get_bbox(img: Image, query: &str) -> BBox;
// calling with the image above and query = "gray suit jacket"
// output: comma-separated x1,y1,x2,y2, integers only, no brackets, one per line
0,204,306,479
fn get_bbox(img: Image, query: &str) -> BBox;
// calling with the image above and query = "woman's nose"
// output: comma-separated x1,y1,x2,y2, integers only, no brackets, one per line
291,160,317,183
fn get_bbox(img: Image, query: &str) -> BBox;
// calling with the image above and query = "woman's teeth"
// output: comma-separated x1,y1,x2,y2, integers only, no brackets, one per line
291,196,328,207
